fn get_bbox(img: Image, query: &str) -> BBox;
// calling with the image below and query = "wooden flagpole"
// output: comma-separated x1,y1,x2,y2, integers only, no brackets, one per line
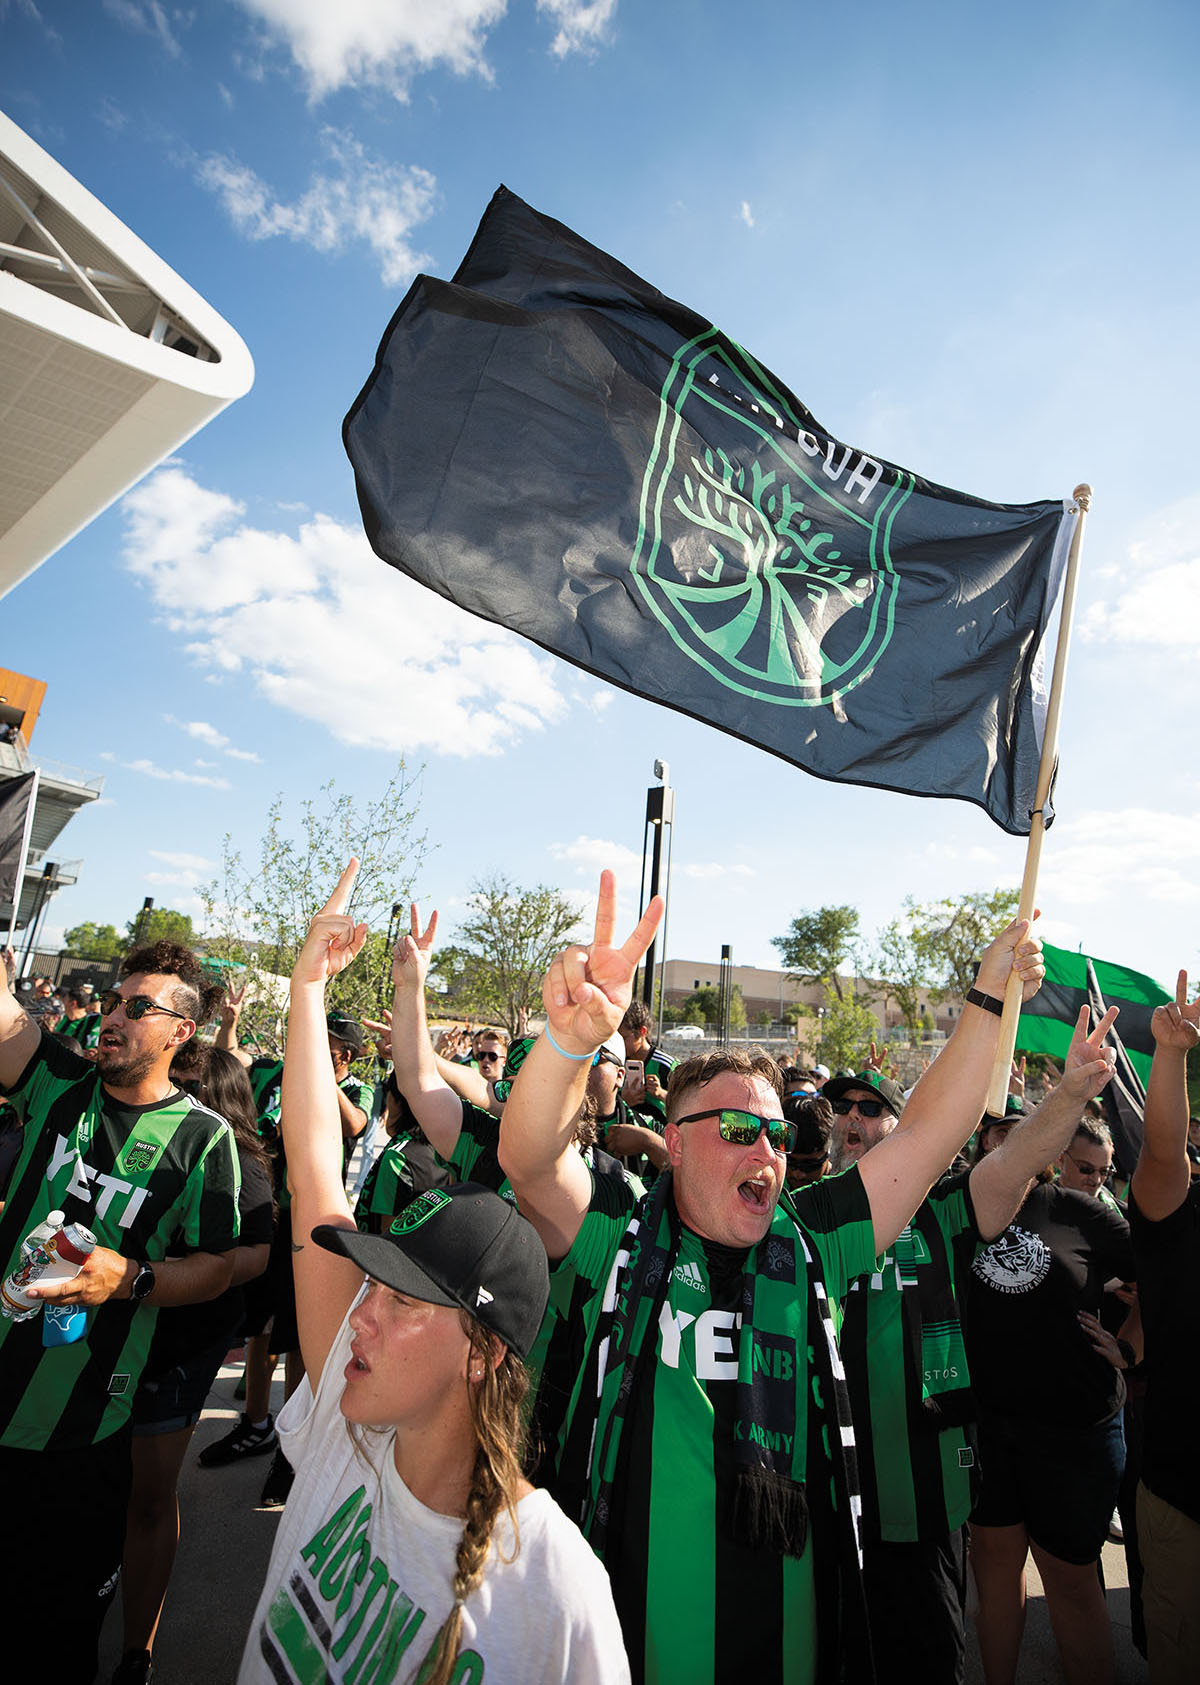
985,484,1091,1117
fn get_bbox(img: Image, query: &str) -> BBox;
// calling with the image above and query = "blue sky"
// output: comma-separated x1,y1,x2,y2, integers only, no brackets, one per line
4,0,1198,995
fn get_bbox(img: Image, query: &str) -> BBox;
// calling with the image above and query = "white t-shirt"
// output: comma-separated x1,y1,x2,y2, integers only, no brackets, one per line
238,1306,630,1685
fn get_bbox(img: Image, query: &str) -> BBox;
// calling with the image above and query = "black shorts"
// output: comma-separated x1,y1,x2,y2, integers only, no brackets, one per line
132,1336,230,1435
971,1409,1125,1564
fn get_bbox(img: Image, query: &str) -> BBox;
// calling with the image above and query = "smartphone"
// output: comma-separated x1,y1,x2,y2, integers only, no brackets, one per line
625,1059,644,1087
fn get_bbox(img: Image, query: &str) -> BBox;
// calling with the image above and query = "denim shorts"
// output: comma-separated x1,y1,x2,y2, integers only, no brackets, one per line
970,1409,1125,1564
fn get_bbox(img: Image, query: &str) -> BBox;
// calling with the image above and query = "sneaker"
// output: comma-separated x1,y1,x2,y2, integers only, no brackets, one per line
198,1412,276,1467
260,1448,295,1508
111,1650,154,1685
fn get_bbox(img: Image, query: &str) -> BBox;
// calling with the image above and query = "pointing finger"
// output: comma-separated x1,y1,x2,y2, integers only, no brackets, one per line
320,859,360,919
1177,969,1189,1009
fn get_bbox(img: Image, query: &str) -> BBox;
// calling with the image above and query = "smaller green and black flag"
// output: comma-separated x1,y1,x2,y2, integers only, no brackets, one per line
1017,941,1169,1087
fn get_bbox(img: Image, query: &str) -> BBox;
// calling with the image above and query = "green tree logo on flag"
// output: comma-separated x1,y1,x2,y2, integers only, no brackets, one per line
631,331,911,706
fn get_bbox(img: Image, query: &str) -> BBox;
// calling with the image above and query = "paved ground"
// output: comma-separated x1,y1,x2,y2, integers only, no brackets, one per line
97,1349,1149,1685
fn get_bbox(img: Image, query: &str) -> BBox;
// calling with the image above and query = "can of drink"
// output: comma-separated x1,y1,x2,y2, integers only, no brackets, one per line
1,1221,97,1319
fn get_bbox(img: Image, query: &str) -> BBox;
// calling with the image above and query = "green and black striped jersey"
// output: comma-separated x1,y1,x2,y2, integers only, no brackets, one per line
54,1011,101,1050
547,1167,877,1685
354,1131,452,1233
839,1171,980,1544
0,1031,241,1451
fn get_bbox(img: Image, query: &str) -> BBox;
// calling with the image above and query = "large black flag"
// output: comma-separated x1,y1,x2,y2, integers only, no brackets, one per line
0,770,37,916
345,188,1072,834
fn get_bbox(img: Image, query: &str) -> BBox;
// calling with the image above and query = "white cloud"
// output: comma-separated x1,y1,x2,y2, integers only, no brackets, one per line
120,465,570,757
194,758,218,768
122,758,232,790
232,0,506,99
681,862,755,880
537,0,617,57
165,714,263,763
196,128,437,286
166,715,228,749
1081,493,1200,655
149,850,217,871
1037,807,1200,917
103,0,183,56
739,200,755,229
548,835,641,878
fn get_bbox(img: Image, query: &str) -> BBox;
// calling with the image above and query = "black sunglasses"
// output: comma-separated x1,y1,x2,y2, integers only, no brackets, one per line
674,1108,795,1153
98,989,189,1023
830,1097,887,1119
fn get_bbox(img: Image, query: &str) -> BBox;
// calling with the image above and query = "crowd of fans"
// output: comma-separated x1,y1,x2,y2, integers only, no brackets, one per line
0,870,1196,1685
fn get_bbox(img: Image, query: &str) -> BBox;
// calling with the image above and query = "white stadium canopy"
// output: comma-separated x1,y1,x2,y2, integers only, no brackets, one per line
0,107,253,598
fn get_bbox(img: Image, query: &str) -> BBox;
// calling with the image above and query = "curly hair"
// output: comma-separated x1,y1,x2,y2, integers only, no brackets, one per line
122,942,225,1024
421,1319,531,1685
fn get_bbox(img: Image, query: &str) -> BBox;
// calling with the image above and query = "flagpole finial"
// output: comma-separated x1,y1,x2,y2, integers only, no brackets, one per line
1073,483,1092,510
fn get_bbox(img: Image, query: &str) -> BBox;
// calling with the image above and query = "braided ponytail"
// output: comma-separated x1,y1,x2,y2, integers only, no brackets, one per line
421,1319,530,1685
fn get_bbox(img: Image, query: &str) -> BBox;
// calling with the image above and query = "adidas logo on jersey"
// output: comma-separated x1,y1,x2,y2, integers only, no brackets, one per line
672,1260,705,1293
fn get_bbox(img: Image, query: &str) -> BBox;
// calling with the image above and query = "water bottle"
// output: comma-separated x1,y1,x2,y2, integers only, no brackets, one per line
20,1210,65,1262
1,1222,96,1320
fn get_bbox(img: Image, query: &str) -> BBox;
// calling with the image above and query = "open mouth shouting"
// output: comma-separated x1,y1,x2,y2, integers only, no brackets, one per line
737,1170,776,1216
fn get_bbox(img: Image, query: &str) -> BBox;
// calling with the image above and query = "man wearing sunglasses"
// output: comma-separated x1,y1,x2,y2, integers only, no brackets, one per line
497,871,1054,1685
0,941,240,1680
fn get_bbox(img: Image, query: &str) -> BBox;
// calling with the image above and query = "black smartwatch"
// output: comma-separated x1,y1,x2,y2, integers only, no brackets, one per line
129,1260,156,1303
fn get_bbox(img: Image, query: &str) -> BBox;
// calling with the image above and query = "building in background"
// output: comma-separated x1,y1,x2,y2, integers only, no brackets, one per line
0,666,103,960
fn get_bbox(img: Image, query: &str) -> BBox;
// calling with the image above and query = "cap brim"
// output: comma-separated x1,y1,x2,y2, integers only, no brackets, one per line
311,1224,460,1310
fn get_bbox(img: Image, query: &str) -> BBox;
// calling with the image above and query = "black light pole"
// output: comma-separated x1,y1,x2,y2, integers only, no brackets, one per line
717,944,733,1044
19,861,57,972
637,760,675,1038
133,896,154,948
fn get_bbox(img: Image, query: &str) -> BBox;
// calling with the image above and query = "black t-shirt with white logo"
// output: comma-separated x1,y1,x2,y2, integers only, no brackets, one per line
963,1180,1133,1427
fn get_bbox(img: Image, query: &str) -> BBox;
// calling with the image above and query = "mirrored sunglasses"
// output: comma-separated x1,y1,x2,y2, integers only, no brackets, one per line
674,1107,795,1153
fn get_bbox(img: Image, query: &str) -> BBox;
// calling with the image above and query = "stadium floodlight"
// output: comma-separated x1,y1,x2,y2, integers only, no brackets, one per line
0,109,254,598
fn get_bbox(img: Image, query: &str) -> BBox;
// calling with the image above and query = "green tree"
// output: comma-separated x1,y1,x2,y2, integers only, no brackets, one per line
125,907,196,950
905,888,1019,998
62,920,123,959
454,875,583,1037
772,905,860,1002
678,983,746,1034
874,914,939,1040
199,770,427,1055
814,986,878,1073
427,943,507,1026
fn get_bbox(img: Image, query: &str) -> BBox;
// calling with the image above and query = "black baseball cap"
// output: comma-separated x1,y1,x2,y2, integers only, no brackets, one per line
326,1013,365,1054
822,1069,905,1119
311,1183,549,1359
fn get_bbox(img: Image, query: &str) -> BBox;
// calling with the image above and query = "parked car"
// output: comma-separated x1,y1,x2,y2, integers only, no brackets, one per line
663,1024,705,1040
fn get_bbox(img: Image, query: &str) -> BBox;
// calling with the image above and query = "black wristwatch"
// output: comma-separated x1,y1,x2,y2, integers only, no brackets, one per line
129,1260,156,1303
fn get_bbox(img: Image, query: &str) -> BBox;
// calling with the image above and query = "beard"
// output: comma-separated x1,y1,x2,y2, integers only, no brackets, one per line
572,1092,599,1153
96,1044,160,1088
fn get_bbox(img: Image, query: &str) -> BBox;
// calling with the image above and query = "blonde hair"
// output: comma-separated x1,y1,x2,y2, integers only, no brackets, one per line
421,1319,531,1685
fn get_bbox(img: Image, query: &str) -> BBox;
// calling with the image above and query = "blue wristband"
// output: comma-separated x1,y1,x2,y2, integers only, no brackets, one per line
543,1026,594,1062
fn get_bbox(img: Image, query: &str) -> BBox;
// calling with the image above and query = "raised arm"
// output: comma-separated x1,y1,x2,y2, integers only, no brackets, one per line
498,871,662,1259
970,1003,1118,1240
282,861,370,1388
858,916,1044,1252
0,946,40,1089
213,979,253,1066
1132,969,1198,1221
388,905,472,1158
